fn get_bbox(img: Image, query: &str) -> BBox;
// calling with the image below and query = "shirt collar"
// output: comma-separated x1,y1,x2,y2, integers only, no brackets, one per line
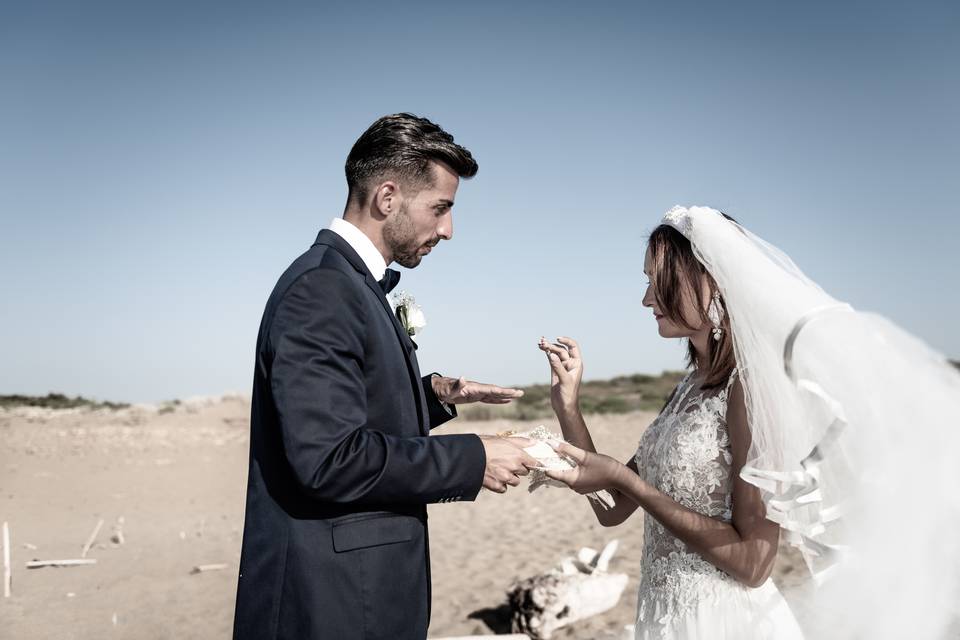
327,218,388,281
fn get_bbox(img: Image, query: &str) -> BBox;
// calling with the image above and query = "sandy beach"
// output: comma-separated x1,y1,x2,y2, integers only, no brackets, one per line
0,399,810,639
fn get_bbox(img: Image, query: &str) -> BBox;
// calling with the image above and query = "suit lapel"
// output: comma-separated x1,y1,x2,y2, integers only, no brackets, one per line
363,273,418,355
312,230,429,434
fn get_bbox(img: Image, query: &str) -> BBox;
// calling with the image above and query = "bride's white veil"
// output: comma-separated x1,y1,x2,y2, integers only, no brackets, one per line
660,206,960,639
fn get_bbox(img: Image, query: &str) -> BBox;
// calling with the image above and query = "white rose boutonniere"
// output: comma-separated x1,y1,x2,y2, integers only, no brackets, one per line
390,290,427,338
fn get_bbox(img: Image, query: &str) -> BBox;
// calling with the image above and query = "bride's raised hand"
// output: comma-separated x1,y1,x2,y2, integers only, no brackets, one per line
543,440,624,494
538,336,583,416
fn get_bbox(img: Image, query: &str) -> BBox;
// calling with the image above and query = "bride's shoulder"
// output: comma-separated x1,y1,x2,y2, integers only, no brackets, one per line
659,373,691,412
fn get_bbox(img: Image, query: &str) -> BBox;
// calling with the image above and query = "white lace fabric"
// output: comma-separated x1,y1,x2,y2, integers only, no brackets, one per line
633,370,803,639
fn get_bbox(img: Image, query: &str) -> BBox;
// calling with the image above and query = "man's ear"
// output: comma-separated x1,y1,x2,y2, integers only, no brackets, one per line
373,181,399,217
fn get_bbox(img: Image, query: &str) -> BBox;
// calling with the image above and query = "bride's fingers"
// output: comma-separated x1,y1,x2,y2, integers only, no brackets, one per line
538,338,570,361
547,439,587,464
543,469,575,486
547,353,570,379
539,340,558,373
556,336,581,359
546,341,580,370
538,341,566,358
541,342,579,373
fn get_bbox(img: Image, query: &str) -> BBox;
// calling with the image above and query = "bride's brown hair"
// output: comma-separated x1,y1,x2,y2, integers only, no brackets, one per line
647,216,736,389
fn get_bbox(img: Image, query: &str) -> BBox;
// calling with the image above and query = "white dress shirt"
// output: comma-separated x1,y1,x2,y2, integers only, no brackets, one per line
327,218,389,282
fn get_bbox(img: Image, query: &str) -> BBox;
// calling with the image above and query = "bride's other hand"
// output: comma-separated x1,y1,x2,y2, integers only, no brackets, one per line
538,336,583,416
543,440,624,494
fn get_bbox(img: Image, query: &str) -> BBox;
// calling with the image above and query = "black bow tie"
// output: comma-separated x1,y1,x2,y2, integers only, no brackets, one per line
378,268,401,294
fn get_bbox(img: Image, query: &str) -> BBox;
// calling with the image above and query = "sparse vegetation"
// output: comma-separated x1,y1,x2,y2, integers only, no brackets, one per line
459,370,687,421
462,357,960,421
4,361,955,418
158,399,182,414
0,393,129,411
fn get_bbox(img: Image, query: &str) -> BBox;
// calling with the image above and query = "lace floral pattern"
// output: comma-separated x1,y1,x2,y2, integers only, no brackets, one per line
634,369,741,637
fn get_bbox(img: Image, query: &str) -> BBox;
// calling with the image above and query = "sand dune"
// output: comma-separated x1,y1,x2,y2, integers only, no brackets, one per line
0,400,809,639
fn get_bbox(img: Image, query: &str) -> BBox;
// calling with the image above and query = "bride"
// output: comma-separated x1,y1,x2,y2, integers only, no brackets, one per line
538,206,960,639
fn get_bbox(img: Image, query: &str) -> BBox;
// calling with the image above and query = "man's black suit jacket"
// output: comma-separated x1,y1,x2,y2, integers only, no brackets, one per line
233,229,486,640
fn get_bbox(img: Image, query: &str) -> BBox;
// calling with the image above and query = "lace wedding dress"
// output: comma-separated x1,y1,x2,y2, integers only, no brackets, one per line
633,369,804,639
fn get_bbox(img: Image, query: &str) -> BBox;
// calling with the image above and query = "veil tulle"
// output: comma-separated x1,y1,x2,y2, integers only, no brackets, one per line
660,206,960,639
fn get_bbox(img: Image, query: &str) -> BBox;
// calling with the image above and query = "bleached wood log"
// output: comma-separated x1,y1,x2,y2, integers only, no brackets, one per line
26,559,97,569
595,539,619,573
81,519,104,558
429,636,530,640
509,571,628,639
3,522,11,597
508,540,628,640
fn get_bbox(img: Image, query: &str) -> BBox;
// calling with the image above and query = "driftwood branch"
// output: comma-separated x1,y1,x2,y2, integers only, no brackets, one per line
190,563,228,574
81,519,105,558
26,559,98,569
3,522,10,597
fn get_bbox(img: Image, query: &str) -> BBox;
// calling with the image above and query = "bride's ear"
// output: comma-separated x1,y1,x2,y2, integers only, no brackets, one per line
697,274,714,311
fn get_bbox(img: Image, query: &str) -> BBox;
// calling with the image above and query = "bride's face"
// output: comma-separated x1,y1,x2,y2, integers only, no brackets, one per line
642,245,710,339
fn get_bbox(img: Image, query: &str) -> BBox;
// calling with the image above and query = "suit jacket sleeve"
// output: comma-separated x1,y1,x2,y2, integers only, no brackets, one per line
421,373,457,430
267,268,485,505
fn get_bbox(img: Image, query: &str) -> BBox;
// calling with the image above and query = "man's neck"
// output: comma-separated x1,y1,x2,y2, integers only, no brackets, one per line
342,211,391,264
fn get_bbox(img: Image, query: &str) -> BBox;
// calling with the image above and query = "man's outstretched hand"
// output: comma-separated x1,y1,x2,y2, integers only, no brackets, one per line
432,375,524,405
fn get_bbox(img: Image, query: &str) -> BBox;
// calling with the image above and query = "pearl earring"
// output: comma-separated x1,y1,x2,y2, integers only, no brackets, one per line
708,291,725,341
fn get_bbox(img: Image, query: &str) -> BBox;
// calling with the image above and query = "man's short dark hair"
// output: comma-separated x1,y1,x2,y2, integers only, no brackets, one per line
345,113,478,204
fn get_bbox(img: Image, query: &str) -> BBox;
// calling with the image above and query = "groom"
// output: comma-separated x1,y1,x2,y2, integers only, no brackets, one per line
233,113,537,640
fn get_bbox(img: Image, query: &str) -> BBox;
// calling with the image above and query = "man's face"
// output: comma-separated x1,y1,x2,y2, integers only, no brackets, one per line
384,161,459,268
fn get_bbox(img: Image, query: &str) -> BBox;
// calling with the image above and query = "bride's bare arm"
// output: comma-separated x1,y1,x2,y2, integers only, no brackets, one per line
553,405,640,527
539,337,641,526
549,380,780,588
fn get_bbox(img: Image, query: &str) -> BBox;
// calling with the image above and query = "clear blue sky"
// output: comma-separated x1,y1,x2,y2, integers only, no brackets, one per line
2,1,957,403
